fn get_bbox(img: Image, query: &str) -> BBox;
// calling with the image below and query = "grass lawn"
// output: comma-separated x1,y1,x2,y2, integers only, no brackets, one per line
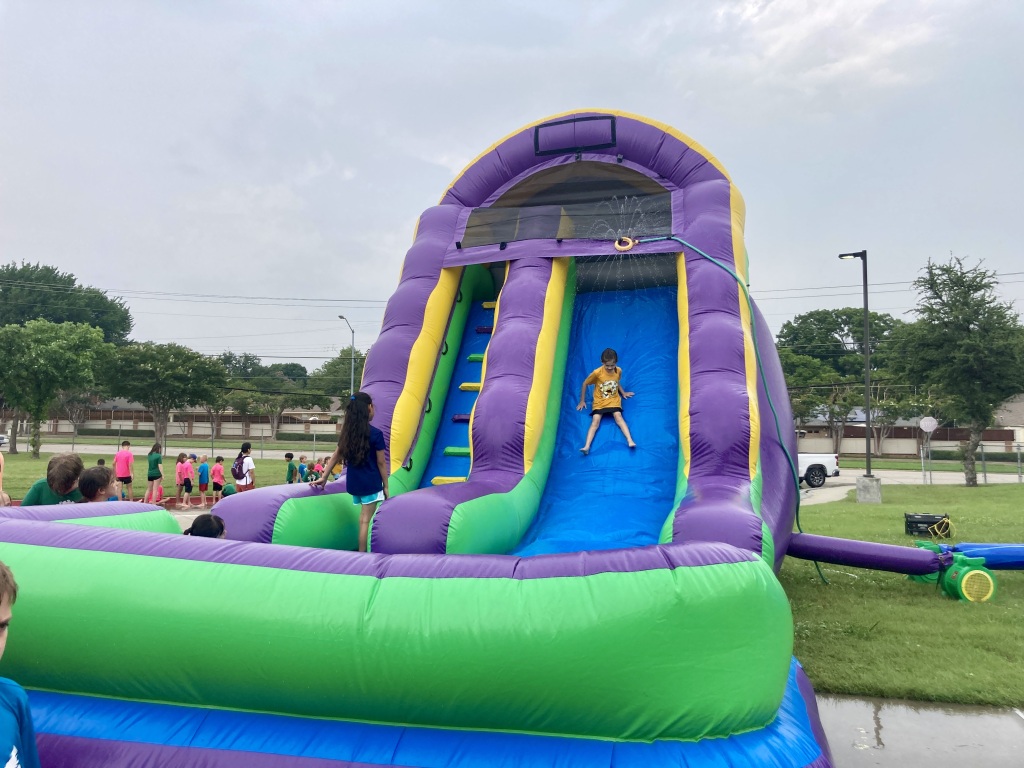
1,452,307,501
782,484,1024,706
841,456,1022,475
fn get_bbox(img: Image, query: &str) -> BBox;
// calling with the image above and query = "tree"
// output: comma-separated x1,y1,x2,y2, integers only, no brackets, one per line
310,346,366,401
777,308,903,378
106,343,228,446
0,320,106,457
890,257,1024,486
199,388,231,445
219,352,266,379
54,389,98,451
777,348,834,427
226,372,327,438
219,354,328,438
268,362,308,385
778,308,908,455
820,379,863,454
0,262,133,344
0,394,23,455
868,377,927,455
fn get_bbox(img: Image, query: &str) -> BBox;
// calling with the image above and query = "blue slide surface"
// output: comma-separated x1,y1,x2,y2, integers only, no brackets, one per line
513,287,680,556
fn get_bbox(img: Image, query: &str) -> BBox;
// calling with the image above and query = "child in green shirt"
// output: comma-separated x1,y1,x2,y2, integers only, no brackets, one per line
20,453,84,506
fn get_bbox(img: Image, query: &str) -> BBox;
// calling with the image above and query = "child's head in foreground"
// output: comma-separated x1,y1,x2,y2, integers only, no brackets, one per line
48,453,85,494
184,514,226,538
78,465,116,502
0,559,18,659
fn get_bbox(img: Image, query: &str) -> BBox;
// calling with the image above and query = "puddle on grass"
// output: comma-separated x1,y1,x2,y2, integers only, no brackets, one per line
818,695,1024,767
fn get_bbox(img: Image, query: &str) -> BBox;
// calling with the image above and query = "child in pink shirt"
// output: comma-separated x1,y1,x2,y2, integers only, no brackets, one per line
211,456,226,502
113,440,135,501
180,454,197,509
174,453,187,507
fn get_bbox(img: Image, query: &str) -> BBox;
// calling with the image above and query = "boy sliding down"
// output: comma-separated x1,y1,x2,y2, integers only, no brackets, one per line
577,347,636,455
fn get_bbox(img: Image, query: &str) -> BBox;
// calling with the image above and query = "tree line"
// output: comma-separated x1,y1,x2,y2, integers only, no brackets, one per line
777,257,1024,486
4,257,1022,487
0,262,365,456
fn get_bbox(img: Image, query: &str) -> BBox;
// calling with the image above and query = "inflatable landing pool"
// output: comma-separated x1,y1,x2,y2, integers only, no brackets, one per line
1,111,833,767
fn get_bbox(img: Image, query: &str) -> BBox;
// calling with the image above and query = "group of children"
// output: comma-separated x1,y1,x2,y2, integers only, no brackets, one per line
170,452,228,509
284,452,334,484
92,441,232,508
0,442,238,510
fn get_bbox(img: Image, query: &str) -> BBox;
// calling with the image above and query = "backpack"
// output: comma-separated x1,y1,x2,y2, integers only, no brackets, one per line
231,454,246,481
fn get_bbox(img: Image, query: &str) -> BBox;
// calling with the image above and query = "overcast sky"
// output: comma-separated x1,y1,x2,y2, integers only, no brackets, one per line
2,0,1022,369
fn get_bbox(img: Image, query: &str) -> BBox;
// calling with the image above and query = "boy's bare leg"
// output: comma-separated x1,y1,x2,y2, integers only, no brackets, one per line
612,412,637,448
581,414,602,454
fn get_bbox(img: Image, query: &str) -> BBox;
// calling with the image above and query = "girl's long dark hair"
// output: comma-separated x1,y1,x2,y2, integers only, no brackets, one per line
148,442,162,456
339,392,372,467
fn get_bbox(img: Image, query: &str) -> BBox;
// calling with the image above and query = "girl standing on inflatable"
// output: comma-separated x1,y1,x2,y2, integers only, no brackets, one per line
311,391,388,552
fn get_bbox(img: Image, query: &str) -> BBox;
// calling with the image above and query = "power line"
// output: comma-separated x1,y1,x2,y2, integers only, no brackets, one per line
0,277,388,305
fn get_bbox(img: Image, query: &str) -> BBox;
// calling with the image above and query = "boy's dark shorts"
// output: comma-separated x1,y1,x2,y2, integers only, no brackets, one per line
199,483,209,492
117,476,132,484
591,407,623,417
183,479,193,493
213,482,224,492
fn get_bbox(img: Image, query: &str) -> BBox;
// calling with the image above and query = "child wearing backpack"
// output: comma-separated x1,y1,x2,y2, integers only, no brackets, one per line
232,442,256,492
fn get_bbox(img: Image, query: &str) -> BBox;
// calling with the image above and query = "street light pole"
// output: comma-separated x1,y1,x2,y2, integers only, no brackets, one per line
838,250,872,477
338,315,355,397
839,250,881,502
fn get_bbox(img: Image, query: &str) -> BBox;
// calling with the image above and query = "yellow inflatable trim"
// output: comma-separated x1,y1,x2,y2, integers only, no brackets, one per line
430,476,468,486
524,259,569,474
389,266,464,475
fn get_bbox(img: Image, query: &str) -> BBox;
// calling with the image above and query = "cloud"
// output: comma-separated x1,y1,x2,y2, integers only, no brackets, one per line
0,0,1019,360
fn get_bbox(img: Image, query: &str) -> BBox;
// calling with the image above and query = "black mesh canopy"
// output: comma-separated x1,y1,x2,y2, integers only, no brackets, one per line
462,162,672,248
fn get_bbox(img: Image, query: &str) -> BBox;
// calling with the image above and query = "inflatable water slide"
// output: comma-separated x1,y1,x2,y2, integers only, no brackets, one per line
0,111,834,767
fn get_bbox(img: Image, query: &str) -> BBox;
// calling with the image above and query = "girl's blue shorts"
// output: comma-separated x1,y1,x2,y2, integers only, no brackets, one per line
351,491,384,505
